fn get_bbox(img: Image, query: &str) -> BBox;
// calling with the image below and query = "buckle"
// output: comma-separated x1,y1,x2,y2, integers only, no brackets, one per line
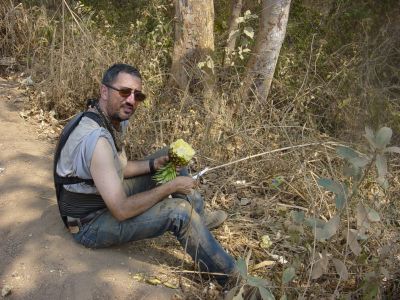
67,216,82,234
68,225,80,234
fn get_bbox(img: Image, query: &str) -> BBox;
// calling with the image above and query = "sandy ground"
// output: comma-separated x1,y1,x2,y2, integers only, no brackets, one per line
0,78,188,299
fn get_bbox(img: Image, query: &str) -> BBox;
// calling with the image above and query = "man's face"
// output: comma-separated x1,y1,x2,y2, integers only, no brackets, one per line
101,72,143,121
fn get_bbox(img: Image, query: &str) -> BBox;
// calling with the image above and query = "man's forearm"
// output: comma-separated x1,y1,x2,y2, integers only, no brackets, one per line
123,160,151,178
114,181,175,221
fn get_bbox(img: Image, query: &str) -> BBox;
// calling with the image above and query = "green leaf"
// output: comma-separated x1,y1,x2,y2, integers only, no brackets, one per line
335,193,346,210
332,258,349,280
305,217,325,229
317,179,347,210
375,153,389,189
377,177,389,189
336,146,359,160
356,203,370,232
336,146,371,168
375,127,392,149
375,154,388,179
247,275,268,288
343,164,362,181
292,211,305,224
236,258,248,278
384,146,400,154
345,229,362,256
350,157,370,168
311,251,329,279
258,286,275,300
317,178,343,195
364,126,377,149
324,214,340,237
366,208,380,222
282,267,296,284
335,146,370,167
315,214,340,241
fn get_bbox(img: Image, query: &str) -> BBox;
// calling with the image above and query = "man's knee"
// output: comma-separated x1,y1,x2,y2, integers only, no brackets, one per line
167,198,194,217
162,198,201,229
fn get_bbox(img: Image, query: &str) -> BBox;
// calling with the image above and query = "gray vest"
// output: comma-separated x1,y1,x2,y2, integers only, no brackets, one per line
56,116,128,217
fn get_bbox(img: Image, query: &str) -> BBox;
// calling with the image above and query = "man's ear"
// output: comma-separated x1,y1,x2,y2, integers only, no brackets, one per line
100,84,108,100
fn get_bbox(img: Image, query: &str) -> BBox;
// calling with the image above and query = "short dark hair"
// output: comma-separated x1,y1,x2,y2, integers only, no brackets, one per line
101,63,142,85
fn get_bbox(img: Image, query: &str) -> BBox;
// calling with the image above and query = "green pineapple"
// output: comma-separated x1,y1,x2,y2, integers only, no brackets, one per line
153,139,195,184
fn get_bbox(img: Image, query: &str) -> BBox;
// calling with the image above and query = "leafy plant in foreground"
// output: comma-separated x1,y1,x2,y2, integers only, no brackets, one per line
293,126,399,298
225,255,275,300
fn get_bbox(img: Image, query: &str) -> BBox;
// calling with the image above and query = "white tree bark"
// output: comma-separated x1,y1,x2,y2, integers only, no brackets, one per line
242,0,291,102
223,0,243,67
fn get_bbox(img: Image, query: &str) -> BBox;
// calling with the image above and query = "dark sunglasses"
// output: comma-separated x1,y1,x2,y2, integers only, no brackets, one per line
103,82,146,102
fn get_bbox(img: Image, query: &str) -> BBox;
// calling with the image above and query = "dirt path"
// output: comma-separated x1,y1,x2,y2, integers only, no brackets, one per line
0,77,183,299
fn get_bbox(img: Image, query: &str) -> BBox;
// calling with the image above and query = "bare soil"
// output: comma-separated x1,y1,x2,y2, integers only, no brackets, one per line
0,77,187,300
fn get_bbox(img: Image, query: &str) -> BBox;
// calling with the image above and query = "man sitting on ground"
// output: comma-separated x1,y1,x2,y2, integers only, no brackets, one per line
54,63,237,285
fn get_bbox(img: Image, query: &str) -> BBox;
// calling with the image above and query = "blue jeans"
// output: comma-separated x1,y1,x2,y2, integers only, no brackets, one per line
72,149,236,283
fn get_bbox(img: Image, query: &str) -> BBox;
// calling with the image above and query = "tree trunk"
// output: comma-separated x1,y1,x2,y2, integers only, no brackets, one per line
223,0,243,67
241,0,291,102
170,0,215,97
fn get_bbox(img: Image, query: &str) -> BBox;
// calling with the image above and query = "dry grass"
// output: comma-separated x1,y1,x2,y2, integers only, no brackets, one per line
1,1,399,299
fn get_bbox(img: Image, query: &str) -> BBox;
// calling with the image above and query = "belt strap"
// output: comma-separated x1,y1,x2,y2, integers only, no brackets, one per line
66,209,105,227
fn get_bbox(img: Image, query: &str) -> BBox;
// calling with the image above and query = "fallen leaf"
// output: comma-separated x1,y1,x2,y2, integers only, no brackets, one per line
251,260,275,270
1,285,12,297
146,277,162,285
132,274,144,281
163,282,178,289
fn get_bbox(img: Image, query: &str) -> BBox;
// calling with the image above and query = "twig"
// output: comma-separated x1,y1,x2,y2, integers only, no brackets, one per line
205,141,339,173
276,203,308,212
170,270,227,276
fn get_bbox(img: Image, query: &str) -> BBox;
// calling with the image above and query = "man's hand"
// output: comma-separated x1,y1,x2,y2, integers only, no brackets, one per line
170,176,196,195
154,155,169,170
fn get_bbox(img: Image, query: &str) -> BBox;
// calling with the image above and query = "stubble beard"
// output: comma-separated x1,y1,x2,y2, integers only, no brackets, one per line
111,108,135,122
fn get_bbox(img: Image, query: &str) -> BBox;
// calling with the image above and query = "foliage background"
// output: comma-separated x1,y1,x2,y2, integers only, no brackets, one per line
1,0,399,298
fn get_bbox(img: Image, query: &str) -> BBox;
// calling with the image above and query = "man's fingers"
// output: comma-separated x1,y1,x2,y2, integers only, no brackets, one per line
155,156,169,169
